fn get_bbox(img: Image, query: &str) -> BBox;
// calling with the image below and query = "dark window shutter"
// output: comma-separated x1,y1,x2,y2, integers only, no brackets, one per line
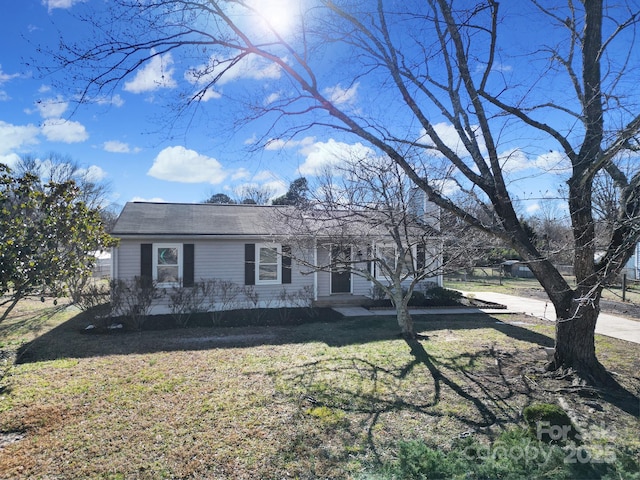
183,244,194,287
245,244,255,285
416,244,425,271
141,244,152,282
282,244,292,284
366,245,374,277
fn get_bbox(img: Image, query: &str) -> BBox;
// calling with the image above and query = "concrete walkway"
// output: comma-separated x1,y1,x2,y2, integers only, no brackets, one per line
333,291,640,345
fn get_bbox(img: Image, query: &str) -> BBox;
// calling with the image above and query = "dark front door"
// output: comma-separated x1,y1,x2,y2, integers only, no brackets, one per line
331,246,351,294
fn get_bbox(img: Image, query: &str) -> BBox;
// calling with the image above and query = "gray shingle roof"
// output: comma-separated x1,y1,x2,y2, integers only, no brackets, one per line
111,202,290,236
111,202,439,239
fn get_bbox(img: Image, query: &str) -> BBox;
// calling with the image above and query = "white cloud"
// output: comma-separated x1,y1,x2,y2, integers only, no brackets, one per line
0,68,18,84
185,53,282,88
103,140,131,153
475,62,513,74
244,134,258,145
131,196,167,203
93,94,124,107
437,178,460,196
0,121,40,154
526,203,541,214
252,170,279,182
262,179,287,198
36,96,68,119
499,148,572,176
77,165,107,182
42,0,85,11
148,146,227,184
265,136,315,151
230,169,288,201
499,148,532,173
198,89,222,102
298,139,375,176
323,82,359,106
534,150,571,175
419,123,486,158
41,119,89,143
223,55,282,84
0,153,21,168
264,92,281,105
38,85,51,93
123,51,177,94
231,168,251,180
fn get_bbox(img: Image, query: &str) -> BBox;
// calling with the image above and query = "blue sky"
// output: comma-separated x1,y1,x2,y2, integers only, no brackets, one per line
1,0,362,207
1,0,615,216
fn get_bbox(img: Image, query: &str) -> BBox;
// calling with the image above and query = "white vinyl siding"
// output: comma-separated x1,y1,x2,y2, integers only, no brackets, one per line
114,239,313,314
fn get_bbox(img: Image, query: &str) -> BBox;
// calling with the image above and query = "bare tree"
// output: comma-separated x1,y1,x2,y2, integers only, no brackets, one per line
15,153,112,210
279,157,443,338
47,1,640,385
234,184,275,205
526,204,574,267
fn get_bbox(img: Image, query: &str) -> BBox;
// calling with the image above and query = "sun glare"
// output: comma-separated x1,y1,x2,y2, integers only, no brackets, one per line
250,0,299,37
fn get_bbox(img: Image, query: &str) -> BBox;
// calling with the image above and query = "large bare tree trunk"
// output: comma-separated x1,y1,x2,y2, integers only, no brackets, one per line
548,289,613,385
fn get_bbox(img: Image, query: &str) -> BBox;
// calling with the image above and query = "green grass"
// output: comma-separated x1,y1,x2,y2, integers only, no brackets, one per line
0,298,638,479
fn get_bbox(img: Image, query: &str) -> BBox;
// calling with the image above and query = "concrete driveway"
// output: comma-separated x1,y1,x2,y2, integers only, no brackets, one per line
464,291,640,345
333,291,640,345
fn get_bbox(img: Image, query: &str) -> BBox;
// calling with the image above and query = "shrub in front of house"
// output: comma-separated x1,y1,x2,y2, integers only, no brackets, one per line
111,306,343,331
368,286,465,308
88,280,341,332
109,277,162,331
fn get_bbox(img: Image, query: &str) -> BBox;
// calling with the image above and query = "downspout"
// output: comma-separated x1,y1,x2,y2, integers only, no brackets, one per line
313,236,318,301
438,239,444,287
111,245,118,280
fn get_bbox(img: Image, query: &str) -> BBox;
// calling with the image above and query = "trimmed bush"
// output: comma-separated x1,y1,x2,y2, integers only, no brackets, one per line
107,306,344,331
523,403,577,444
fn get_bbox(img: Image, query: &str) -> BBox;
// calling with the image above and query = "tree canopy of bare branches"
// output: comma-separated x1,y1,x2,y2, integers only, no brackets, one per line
47,0,640,385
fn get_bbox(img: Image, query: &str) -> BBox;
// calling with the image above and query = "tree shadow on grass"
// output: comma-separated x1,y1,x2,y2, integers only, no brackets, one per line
0,304,67,340
14,310,557,365
269,336,638,469
13,308,639,418
268,337,531,465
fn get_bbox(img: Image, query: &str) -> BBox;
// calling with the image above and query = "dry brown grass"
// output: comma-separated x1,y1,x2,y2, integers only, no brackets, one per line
0,298,638,479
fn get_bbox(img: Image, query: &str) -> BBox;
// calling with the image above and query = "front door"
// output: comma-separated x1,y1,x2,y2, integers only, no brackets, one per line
331,246,351,294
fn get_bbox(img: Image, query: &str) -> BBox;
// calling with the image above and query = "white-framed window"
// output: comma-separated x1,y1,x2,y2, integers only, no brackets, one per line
256,243,281,284
153,243,182,286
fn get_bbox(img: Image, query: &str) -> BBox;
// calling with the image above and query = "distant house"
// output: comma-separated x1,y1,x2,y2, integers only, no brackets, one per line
500,260,534,278
92,250,111,278
110,202,443,314
622,243,640,280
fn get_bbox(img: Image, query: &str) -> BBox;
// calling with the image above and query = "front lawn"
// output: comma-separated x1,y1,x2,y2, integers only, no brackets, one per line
0,298,638,479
